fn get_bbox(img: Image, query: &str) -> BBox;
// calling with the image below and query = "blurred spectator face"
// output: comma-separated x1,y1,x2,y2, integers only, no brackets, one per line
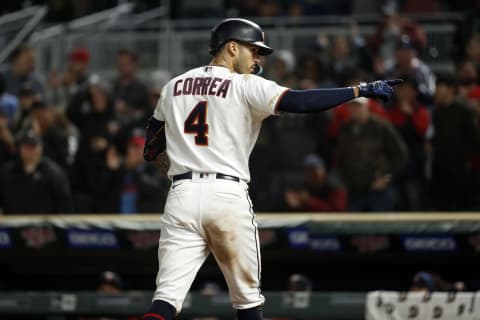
69,61,88,78
125,136,145,169
19,137,42,165
89,136,109,153
347,97,369,123
89,85,109,113
12,48,36,76
457,60,477,98
304,166,326,189
31,101,54,128
97,271,122,293
287,274,312,292
466,36,480,62
395,47,414,69
68,47,90,77
395,81,417,102
18,90,36,110
434,83,455,106
97,283,120,293
117,53,138,79
271,50,295,81
272,58,288,79
300,56,321,83
456,60,477,87
258,0,280,17
200,281,221,296
332,35,350,59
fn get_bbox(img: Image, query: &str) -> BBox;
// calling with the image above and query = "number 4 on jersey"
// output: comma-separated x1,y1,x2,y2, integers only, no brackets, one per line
184,101,208,145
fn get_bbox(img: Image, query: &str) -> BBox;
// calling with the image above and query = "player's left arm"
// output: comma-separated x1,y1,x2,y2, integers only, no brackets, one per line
143,116,166,161
277,79,403,113
144,84,168,162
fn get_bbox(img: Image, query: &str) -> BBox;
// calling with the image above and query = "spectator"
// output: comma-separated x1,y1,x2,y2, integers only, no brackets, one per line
368,0,427,71
335,97,408,212
283,154,347,212
296,54,333,89
97,270,123,293
28,100,70,170
287,273,313,292
286,0,352,16
257,0,281,17
112,49,150,126
462,66,480,208
456,59,479,108
386,75,430,210
107,129,169,214
77,271,130,320
465,35,480,75
148,70,171,110
271,274,314,320
13,83,37,133
327,31,373,85
67,79,119,212
410,271,463,292
47,47,91,109
430,73,480,210
0,130,72,214
386,35,436,105
0,109,16,167
1,45,44,96
266,50,298,88
0,74,18,126
324,70,388,165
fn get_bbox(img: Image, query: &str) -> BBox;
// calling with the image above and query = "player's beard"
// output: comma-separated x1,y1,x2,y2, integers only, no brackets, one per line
233,59,243,74
233,51,251,74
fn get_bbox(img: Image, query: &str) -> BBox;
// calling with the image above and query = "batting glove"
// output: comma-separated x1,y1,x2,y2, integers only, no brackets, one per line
358,79,403,101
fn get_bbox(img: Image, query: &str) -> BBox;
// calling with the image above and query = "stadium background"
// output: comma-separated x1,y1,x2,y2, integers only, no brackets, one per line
0,0,480,319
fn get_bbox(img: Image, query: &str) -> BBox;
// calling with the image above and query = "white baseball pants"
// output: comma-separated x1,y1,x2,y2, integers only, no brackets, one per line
152,172,264,312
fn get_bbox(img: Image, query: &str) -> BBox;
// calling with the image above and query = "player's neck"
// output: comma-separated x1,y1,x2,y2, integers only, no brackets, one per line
209,57,233,72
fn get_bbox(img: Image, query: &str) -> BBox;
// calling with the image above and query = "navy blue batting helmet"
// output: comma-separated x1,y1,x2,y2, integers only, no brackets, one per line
209,18,273,56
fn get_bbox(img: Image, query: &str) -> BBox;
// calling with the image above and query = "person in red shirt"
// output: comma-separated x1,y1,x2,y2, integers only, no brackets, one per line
284,154,347,212
386,75,429,210
326,97,388,140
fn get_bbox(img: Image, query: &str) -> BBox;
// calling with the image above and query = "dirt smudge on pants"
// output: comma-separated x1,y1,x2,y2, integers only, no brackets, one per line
203,216,256,287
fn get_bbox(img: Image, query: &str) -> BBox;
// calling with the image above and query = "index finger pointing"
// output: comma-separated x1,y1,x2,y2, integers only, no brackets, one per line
385,79,404,86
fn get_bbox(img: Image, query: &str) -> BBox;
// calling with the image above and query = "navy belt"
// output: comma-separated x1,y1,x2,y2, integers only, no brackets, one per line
172,171,240,183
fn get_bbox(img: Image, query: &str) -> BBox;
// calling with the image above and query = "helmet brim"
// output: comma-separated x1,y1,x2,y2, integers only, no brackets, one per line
252,42,274,56
208,40,274,56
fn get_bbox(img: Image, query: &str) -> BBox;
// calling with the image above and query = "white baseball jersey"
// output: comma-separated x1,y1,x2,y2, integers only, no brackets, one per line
153,65,288,182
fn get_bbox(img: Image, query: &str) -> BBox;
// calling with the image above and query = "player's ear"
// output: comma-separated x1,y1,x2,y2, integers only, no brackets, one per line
226,41,239,57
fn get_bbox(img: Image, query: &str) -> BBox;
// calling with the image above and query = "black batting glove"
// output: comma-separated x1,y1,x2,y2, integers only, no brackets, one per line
358,79,404,102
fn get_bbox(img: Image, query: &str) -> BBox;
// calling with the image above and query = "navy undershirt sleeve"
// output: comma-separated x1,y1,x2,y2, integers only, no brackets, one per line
277,88,356,113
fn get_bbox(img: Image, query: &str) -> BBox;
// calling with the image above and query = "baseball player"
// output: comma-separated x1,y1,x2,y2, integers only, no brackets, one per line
143,18,402,320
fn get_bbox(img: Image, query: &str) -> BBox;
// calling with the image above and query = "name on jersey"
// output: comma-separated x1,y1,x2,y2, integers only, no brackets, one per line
174,77,231,98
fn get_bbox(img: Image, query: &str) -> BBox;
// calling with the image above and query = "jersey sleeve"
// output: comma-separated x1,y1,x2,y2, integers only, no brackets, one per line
153,84,168,121
242,74,289,118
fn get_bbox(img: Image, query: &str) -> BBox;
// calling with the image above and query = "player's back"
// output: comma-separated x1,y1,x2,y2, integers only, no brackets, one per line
154,65,287,182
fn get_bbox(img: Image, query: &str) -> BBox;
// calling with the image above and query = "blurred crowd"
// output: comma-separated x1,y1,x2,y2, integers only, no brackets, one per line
249,2,480,212
0,45,171,214
0,1,480,214
0,0,474,20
